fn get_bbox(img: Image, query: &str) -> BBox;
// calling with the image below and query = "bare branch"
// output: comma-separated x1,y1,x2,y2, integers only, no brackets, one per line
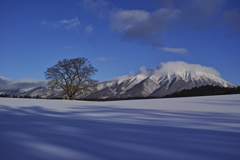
44,57,98,100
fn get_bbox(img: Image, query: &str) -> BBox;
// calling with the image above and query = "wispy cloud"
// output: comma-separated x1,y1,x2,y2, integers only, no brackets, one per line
41,17,81,30
78,0,110,18
97,57,114,63
157,47,189,54
86,24,94,33
81,0,238,53
41,21,47,25
80,0,109,10
100,71,134,83
110,8,180,48
108,8,191,53
221,9,240,32
155,0,240,33
79,1,189,52
64,46,73,49
157,0,227,31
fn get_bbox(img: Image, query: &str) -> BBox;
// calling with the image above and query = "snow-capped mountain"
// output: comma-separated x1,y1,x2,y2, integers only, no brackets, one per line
0,70,236,99
0,76,47,91
86,71,236,99
0,61,237,99
0,71,236,99
0,87,62,98
0,88,35,96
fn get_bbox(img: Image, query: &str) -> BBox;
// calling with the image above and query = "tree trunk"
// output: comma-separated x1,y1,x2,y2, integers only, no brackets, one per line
69,94,75,100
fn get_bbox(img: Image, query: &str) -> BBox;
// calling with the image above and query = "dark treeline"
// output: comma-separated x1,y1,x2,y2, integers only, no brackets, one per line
0,94,42,99
163,85,240,98
80,85,240,101
78,96,160,101
0,94,67,100
0,94,11,97
1,85,240,101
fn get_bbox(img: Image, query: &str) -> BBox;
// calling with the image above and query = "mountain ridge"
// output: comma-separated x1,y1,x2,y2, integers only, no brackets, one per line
0,70,237,99
86,71,236,99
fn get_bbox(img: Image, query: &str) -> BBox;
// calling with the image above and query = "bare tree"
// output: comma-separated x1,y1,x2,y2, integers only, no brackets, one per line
44,57,98,100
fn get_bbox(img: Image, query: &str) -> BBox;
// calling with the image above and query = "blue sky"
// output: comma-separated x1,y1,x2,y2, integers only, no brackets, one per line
0,0,240,85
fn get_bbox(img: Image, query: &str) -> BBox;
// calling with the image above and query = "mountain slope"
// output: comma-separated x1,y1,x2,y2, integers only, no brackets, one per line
86,71,236,99
1,71,236,99
121,78,160,98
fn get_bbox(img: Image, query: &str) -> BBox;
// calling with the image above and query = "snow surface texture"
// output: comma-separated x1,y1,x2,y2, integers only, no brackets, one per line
1,95,240,160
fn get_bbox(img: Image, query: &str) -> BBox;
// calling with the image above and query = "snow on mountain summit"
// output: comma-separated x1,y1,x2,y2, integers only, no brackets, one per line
87,61,236,99
86,69,236,99
155,61,221,77
154,70,232,88
0,61,237,99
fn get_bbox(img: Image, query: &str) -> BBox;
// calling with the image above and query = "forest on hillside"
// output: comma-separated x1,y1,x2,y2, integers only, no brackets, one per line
163,85,240,98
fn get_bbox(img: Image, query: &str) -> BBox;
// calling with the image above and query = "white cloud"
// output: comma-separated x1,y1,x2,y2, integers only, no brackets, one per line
157,47,189,54
42,17,81,30
86,25,94,33
154,61,220,77
102,61,221,82
0,76,48,90
138,66,154,77
97,57,114,63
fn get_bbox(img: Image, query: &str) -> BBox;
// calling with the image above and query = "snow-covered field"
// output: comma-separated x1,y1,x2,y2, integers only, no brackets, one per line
1,95,240,160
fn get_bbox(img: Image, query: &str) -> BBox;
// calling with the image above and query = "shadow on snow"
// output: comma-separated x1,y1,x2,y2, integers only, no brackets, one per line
0,104,240,160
